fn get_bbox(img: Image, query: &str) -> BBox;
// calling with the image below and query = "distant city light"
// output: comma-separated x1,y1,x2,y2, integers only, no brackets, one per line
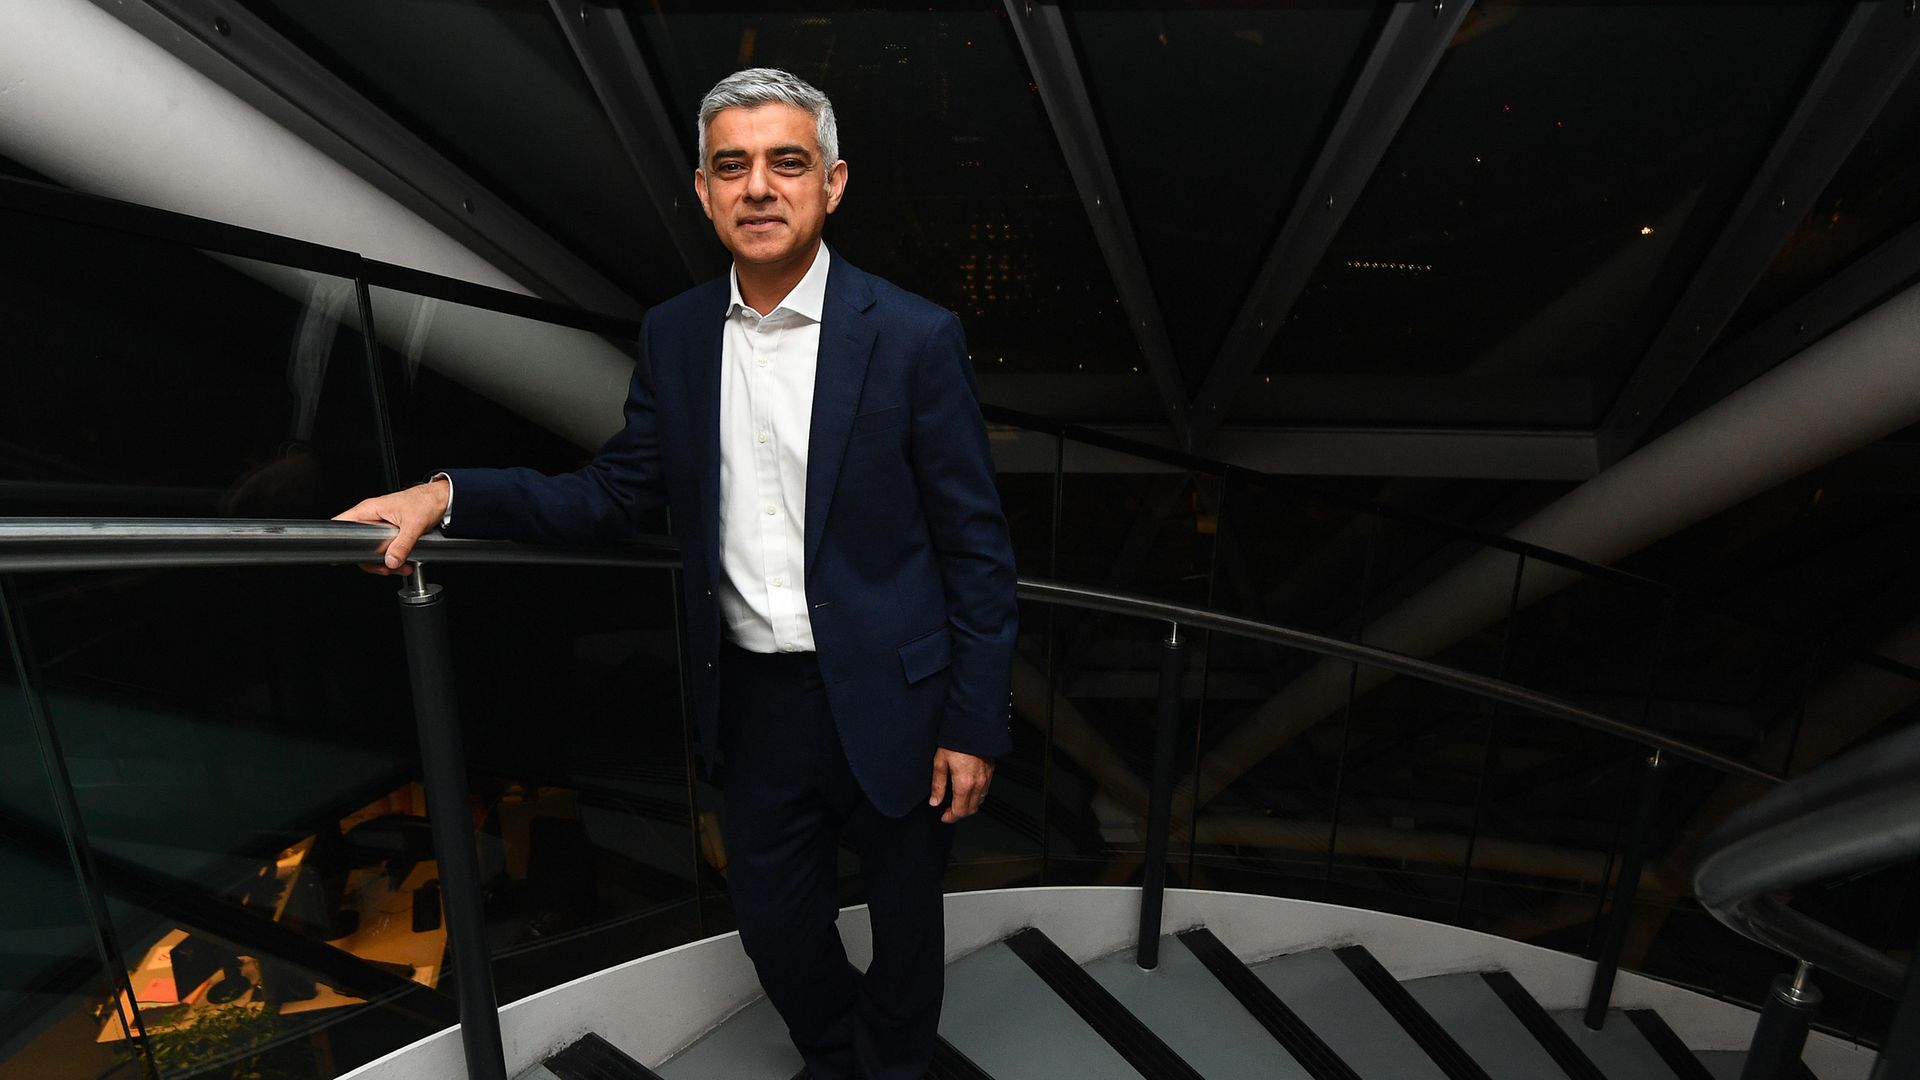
1344,260,1434,272
1640,225,1655,236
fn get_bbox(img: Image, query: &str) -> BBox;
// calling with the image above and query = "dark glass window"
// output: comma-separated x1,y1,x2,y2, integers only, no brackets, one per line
1726,57,1920,340
632,1,1157,409
1243,0,1843,428
237,0,684,304
1065,2,1382,386
0,210,390,518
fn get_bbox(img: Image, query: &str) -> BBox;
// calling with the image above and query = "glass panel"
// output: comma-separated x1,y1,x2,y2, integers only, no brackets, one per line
12,567,453,1080
1210,472,1372,640
1056,441,1218,604
0,209,389,518
237,0,682,303
369,288,699,998
633,1,1155,393
0,591,145,1080
1728,58,1920,340
1246,0,1843,427
985,425,1059,581
1064,2,1382,383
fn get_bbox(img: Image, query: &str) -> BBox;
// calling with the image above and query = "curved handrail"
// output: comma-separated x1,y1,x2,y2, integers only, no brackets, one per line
0,517,1782,785
1691,722,1920,999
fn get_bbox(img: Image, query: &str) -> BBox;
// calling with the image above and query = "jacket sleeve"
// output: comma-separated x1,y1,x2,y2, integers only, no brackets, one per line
443,315,668,544
908,310,1018,758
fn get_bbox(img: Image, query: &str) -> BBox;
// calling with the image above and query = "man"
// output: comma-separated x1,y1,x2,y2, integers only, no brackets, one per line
337,68,1017,1080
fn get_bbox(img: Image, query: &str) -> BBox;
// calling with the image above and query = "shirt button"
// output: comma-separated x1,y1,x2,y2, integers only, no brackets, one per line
756,356,768,368
771,576,785,588
765,503,777,516
757,431,769,444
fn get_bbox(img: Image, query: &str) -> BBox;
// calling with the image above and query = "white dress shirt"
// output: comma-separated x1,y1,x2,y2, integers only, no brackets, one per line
717,244,830,654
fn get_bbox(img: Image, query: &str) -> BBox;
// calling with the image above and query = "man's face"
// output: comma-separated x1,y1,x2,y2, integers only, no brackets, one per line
694,102,847,273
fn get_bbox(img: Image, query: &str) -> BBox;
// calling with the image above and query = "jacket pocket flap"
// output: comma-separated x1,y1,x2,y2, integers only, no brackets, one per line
897,626,952,684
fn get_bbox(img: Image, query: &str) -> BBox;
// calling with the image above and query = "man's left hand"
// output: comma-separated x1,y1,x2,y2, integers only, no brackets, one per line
929,748,993,824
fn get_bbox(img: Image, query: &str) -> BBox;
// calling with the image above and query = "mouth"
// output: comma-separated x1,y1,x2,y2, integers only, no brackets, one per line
738,216,786,232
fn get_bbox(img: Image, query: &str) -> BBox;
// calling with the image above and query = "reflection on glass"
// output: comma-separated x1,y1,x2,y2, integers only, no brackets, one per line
1247,0,1841,427
11,566,453,1079
1730,58,1920,339
0,591,146,1080
634,1,1147,380
1066,2,1380,382
0,210,388,518
368,286,641,478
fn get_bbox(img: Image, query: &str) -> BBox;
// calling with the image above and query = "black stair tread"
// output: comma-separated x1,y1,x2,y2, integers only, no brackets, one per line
546,1032,668,1080
1086,935,1315,1079
941,931,1145,1079
1177,929,1358,1080
1334,946,1494,1080
1402,972,1584,1080
1475,972,1606,1080
1625,1010,1719,1080
1246,944,1451,1080
1001,927,1205,1080
782,1037,992,1080
1552,1008,1692,1080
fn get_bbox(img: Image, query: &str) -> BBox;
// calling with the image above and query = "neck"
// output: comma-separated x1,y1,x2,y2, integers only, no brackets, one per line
735,241,821,313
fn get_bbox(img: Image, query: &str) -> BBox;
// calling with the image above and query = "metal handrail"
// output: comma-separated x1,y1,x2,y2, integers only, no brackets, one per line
1692,722,1920,1000
0,517,1782,784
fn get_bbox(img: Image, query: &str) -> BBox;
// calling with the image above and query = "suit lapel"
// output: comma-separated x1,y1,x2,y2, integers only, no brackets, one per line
805,256,877,579
686,278,729,581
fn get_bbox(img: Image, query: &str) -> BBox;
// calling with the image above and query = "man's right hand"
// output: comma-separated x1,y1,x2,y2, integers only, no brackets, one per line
333,477,450,575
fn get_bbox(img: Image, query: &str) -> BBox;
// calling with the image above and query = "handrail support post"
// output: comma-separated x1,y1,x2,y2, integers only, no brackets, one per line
397,564,509,1080
1585,748,1666,1029
1137,620,1186,970
1741,963,1821,1080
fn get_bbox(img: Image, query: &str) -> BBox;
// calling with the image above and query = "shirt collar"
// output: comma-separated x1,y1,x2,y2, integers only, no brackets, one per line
727,243,831,322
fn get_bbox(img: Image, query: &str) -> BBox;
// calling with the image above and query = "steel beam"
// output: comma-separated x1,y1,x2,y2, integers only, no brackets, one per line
1188,0,1473,450
93,0,642,316
547,1,724,287
1004,0,1192,449
1598,1,1920,464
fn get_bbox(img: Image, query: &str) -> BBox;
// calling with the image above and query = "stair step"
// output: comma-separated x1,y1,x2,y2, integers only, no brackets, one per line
656,994,799,1079
1084,936,1315,1080
1694,1051,1819,1080
544,1033,667,1080
1403,973,1582,1080
1249,947,1451,1080
1627,1009,1720,1080
1334,947,1492,1080
1001,927,1204,1080
1475,972,1607,1080
941,932,1144,1079
1552,1009,1693,1080
1178,929,1360,1080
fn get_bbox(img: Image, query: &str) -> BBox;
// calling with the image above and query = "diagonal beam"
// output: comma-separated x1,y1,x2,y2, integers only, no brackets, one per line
95,0,641,316
1188,0,1473,451
1004,0,1192,449
1597,1,1920,464
1665,212,1920,429
548,1,726,287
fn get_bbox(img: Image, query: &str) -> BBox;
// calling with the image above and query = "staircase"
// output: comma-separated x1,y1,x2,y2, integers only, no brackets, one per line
528,923,1826,1080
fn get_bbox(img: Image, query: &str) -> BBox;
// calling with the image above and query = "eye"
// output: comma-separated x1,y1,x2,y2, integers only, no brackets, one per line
715,161,746,176
773,159,808,174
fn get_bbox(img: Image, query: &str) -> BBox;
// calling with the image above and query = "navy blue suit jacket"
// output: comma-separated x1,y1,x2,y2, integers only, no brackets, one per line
444,253,1017,817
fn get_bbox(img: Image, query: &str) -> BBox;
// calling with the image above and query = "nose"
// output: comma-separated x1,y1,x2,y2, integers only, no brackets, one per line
744,160,774,201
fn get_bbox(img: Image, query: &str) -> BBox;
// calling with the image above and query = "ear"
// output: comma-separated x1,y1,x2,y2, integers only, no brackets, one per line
824,159,848,215
693,168,714,221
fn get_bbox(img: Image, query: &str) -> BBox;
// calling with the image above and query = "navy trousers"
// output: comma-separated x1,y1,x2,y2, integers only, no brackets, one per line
718,644,954,1080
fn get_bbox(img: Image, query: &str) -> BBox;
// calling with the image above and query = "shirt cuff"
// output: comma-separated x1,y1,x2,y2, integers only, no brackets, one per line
430,472,453,529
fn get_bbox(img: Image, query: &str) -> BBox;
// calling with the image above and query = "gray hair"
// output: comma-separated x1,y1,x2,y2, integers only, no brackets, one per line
696,68,840,179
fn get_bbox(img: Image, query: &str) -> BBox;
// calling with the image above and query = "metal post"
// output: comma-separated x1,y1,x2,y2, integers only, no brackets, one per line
1742,962,1821,1080
397,566,508,1080
1585,748,1667,1029
1137,621,1187,970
